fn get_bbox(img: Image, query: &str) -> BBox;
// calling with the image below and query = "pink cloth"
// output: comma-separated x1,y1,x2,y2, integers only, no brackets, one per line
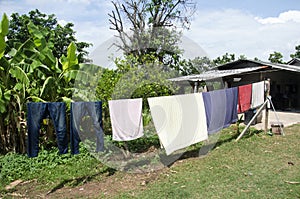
109,98,143,141
238,84,252,113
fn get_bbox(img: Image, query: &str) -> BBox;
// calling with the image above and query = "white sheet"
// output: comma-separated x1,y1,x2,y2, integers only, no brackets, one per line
109,98,143,141
148,93,208,155
251,81,265,109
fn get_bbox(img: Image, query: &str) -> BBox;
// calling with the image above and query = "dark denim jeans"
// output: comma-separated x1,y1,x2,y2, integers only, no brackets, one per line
27,102,68,157
70,101,104,154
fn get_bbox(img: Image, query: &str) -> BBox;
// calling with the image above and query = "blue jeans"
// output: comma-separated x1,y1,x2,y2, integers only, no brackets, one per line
27,102,68,157
70,101,104,154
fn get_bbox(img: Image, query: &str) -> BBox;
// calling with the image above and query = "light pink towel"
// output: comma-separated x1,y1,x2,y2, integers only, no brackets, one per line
109,98,143,141
148,93,208,155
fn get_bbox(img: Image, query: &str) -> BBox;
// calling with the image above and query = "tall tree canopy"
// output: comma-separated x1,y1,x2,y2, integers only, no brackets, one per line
7,9,91,63
109,0,196,67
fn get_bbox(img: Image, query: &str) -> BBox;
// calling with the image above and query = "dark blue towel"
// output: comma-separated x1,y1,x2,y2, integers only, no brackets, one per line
203,87,238,134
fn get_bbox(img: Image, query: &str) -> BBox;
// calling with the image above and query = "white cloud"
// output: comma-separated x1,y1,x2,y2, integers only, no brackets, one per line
184,9,300,61
255,10,300,24
1,2,299,63
57,19,68,26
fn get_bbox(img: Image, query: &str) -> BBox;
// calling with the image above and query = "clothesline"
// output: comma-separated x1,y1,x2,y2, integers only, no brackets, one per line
109,81,266,155
26,81,266,157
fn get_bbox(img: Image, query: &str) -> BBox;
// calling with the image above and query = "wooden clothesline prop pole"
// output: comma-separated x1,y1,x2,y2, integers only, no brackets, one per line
264,79,271,133
235,99,268,142
268,96,285,136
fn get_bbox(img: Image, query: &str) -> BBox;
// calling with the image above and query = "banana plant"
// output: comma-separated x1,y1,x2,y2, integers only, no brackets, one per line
0,13,93,154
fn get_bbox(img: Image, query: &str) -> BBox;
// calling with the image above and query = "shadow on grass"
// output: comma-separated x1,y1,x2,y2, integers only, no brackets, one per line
176,126,264,164
46,167,116,195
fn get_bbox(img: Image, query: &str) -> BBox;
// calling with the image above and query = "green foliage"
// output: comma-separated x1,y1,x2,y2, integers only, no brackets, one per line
213,53,236,65
61,42,78,71
180,56,215,75
113,56,178,102
290,45,300,59
268,51,284,64
0,144,104,190
96,68,121,117
0,13,86,154
7,9,91,63
0,13,9,59
96,54,179,134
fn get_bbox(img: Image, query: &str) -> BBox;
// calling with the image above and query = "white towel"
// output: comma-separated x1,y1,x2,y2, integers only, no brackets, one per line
251,81,265,109
148,93,208,155
109,98,143,141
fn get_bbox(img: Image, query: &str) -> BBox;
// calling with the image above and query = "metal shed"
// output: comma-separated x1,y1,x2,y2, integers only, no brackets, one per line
170,59,300,110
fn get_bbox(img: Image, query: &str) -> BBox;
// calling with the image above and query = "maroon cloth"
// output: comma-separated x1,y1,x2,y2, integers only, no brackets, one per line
238,84,252,113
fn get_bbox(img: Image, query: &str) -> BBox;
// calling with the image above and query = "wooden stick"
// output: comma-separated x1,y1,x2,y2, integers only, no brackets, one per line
285,181,300,184
235,100,268,142
264,79,270,133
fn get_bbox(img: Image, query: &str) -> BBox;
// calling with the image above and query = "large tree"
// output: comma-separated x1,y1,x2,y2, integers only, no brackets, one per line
7,9,91,63
109,0,196,67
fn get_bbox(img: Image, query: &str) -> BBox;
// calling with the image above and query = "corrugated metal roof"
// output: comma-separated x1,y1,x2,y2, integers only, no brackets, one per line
215,59,300,72
170,59,300,83
170,66,265,82
287,58,300,66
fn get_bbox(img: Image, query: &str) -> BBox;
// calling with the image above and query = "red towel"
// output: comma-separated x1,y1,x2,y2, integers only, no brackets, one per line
238,84,252,113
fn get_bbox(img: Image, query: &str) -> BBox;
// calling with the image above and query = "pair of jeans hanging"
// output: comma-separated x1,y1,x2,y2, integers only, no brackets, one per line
70,101,104,154
27,102,68,157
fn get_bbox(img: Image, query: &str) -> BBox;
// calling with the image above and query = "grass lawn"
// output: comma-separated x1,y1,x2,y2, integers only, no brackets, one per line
0,124,299,198
115,124,300,199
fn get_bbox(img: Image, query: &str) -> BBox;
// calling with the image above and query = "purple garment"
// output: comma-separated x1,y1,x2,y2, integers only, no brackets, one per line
225,87,238,126
202,87,238,134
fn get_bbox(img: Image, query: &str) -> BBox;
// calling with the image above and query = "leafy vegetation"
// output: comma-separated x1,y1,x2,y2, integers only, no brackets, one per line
269,51,284,64
0,13,88,154
7,9,91,63
0,144,107,193
290,45,300,59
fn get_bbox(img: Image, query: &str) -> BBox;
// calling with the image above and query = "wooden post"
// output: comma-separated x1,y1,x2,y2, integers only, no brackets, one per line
264,79,271,133
194,81,199,93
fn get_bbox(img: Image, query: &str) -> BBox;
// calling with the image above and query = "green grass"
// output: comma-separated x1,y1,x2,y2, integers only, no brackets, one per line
0,124,299,198
113,124,300,199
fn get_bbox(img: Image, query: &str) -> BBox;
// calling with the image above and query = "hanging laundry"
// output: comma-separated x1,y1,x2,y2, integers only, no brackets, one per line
202,87,238,135
27,102,68,157
225,87,239,126
109,98,144,141
148,93,208,155
238,84,252,113
70,101,104,154
251,81,265,109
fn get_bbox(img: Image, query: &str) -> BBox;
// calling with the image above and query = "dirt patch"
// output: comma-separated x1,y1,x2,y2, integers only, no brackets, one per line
3,166,171,198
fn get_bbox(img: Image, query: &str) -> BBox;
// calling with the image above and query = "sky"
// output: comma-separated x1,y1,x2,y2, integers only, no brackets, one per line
0,0,300,64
